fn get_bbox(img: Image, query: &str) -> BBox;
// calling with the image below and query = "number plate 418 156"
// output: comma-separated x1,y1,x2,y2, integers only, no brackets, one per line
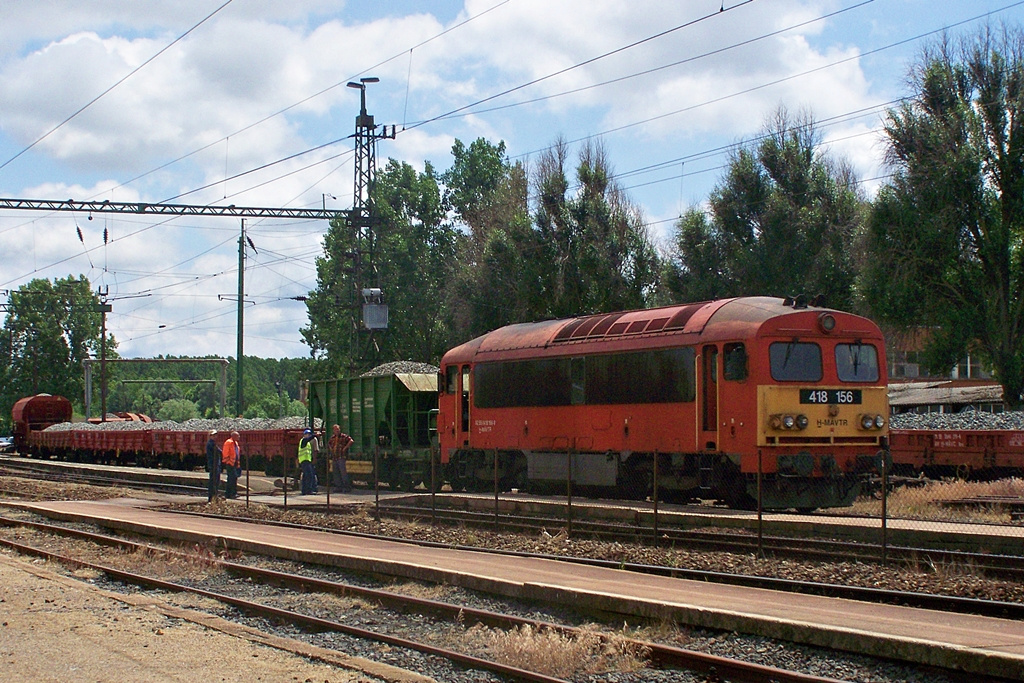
799,389,862,404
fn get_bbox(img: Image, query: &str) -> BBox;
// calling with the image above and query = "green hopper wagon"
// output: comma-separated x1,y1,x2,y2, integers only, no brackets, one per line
307,372,439,491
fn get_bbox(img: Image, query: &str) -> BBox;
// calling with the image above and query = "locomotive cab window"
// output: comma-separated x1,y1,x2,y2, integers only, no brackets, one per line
835,343,879,382
723,343,747,381
769,341,822,382
445,365,458,394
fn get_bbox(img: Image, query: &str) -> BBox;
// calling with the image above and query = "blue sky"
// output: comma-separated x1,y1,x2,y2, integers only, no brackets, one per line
1,0,1022,360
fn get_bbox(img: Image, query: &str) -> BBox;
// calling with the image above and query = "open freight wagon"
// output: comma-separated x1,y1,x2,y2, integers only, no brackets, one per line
306,371,439,490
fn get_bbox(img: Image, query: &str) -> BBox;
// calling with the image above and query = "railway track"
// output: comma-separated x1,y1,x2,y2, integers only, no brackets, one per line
376,502,1024,583
0,513,859,683
3,459,1023,620
177,507,1024,621
0,459,207,496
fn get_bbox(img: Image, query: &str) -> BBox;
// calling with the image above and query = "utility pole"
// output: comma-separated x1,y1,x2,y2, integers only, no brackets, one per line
95,287,112,422
345,77,394,373
236,218,245,416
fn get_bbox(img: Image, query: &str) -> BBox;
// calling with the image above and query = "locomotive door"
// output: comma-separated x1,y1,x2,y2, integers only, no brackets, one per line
701,345,719,449
458,364,471,447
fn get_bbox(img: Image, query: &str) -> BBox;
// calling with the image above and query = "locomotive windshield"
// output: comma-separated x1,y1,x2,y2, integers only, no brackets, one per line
835,343,879,382
769,341,822,381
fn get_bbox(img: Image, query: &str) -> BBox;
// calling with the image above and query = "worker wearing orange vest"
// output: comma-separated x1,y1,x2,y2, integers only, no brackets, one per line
222,431,240,499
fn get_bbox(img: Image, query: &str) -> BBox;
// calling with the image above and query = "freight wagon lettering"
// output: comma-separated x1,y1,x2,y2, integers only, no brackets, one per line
475,419,496,433
932,432,966,448
1010,433,1024,448
816,418,848,428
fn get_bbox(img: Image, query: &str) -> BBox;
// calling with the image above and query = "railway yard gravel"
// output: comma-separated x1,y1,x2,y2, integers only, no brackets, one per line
0,503,969,683
1,477,1019,682
890,409,1024,430
42,415,317,432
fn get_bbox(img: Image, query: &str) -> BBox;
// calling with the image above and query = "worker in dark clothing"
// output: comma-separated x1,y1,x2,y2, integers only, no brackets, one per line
222,431,241,499
205,430,220,502
328,424,353,492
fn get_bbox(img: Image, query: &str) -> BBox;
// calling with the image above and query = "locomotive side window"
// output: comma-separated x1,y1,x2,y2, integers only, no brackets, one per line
473,347,695,408
571,357,586,405
835,343,879,382
475,358,572,408
723,343,747,381
586,347,695,404
445,365,458,394
769,342,822,381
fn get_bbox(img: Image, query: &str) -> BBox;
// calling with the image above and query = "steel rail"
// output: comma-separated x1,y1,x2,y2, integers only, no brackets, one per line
0,517,849,683
0,462,205,496
161,507,1024,621
377,502,1024,580
0,533,568,683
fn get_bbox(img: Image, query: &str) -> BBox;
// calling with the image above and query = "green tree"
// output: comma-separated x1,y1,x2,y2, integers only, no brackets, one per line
156,398,200,422
0,276,115,417
442,138,540,339
862,28,1024,406
303,160,457,374
533,138,660,318
664,109,864,309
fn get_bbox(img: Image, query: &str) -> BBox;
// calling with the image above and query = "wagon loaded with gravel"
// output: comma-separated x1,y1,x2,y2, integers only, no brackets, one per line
14,393,309,474
306,361,440,491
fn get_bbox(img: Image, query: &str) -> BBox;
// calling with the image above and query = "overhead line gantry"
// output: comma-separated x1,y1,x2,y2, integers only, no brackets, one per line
0,198,343,220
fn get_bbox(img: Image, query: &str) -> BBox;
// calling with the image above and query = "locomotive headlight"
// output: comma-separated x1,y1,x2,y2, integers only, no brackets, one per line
796,414,809,430
782,415,796,430
769,415,782,430
860,414,875,430
874,414,885,429
818,313,836,333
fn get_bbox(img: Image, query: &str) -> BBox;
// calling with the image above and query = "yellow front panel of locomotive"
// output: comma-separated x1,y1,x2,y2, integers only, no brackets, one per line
757,386,889,446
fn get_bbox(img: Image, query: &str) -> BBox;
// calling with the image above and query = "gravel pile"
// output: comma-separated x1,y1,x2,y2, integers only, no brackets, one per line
43,416,319,432
890,409,1024,430
360,360,438,376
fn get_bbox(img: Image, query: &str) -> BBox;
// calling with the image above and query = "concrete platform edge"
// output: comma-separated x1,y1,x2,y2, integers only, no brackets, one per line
12,501,1024,680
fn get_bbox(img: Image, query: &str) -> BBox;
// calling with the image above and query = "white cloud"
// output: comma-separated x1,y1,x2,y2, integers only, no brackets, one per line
0,0,1019,359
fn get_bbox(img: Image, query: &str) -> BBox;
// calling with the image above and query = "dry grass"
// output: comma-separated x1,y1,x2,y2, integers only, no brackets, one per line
461,623,650,677
386,579,456,602
631,619,692,648
113,544,224,582
850,477,1024,523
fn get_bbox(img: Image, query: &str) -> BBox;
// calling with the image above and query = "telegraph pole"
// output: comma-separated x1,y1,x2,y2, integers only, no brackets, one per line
236,218,245,416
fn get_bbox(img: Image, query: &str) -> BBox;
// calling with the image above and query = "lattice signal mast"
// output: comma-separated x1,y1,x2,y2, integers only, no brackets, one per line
346,77,395,370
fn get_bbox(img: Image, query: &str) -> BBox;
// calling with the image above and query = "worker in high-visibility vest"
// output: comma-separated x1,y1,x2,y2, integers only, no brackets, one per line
221,431,240,499
298,428,319,495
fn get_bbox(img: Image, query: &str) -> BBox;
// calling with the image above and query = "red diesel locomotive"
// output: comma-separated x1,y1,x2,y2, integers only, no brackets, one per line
437,296,889,510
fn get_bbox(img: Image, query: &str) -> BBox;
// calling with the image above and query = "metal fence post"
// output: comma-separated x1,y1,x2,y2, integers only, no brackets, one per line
283,453,289,509
430,443,436,526
374,443,380,523
567,449,574,538
494,449,500,531
881,452,889,566
653,450,659,544
757,450,763,556
244,447,250,509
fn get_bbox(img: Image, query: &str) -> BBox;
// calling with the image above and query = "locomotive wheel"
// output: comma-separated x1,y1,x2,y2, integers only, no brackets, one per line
620,462,652,501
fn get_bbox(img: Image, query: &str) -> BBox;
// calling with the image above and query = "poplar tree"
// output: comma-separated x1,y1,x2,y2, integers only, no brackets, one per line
862,27,1024,406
